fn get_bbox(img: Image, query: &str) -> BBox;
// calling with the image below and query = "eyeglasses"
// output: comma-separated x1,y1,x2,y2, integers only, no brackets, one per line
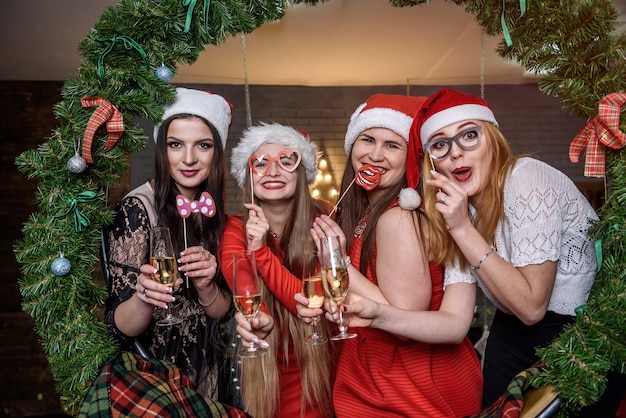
424,125,482,160
247,149,302,177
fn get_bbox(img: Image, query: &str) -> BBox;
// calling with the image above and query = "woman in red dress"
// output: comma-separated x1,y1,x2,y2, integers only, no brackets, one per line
220,123,334,418
302,94,483,417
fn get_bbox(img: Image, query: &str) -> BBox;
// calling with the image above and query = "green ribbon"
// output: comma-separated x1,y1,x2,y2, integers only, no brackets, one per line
97,35,148,76
574,303,587,316
182,0,211,33
54,191,98,232
501,0,527,47
594,223,619,273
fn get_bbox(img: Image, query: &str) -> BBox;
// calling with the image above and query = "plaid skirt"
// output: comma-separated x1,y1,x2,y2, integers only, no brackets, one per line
79,351,250,418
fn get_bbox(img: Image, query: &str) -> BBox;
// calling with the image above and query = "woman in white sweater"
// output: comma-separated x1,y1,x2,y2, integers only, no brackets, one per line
413,88,623,416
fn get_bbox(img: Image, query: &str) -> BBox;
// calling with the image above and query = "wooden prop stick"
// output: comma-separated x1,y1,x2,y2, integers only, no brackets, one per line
249,166,255,204
183,219,189,288
428,153,436,173
329,178,355,217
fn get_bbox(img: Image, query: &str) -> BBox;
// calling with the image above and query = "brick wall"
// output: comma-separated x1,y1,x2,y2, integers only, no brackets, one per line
0,81,66,415
130,83,598,214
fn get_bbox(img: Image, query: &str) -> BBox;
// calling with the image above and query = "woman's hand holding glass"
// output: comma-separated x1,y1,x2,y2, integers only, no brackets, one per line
232,250,268,357
335,292,378,329
319,235,357,340
235,310,272,350
149,227,184,326
137,264,182,309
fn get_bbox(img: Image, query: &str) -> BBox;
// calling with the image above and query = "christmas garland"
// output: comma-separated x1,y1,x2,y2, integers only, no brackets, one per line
13,0,625,415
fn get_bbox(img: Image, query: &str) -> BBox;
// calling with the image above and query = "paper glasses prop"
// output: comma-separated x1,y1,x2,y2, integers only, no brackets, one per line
247,149,302,202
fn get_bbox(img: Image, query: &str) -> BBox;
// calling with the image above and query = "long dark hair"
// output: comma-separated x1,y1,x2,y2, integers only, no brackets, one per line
336,157,423,275
153,114,228,290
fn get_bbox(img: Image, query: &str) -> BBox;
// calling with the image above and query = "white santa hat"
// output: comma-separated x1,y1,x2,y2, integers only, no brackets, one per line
413,88,499,146
344,94,427,210
230,122,320,188
153,87,233,149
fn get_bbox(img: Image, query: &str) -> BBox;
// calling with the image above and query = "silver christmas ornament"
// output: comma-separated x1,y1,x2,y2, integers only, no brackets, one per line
68,153,87,174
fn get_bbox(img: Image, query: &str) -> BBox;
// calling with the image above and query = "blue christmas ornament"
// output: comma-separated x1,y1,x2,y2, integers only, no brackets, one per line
156,64,173,82
51,254,71,276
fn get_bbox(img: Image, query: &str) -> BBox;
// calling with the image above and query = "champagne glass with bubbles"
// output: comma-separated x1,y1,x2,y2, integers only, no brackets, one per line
232,250,267,358
302,251,328,345
320,235,357,340
150,227,183,326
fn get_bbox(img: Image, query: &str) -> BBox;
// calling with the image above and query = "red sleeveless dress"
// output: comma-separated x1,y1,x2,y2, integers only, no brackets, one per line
332,206,483,417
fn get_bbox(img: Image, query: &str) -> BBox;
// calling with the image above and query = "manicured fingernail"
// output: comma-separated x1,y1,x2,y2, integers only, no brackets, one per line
251,337,259,344
260,341,269,348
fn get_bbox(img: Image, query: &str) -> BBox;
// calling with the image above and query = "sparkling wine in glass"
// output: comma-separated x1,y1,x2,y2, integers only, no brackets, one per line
150,227,183,326
320,235,357,340
232,250,267,358
302,273,328,345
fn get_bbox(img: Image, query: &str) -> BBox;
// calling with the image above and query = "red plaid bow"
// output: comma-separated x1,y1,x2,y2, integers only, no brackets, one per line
569,92,626,178
81,96,125,163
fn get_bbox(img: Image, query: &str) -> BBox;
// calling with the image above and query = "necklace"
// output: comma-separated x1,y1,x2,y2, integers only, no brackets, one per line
270,231,280,239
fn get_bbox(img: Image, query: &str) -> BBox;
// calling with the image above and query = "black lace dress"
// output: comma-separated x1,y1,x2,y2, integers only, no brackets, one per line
104,195,233,402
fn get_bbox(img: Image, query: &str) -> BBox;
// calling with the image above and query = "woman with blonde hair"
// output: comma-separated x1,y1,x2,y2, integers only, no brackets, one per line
220,123,334,418
416,88,624,416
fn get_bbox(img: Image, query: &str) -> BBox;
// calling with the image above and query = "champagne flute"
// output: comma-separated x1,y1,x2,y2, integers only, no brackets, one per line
232,250,267,358
319,235,357,340
149,227,183,326
302,266,328,345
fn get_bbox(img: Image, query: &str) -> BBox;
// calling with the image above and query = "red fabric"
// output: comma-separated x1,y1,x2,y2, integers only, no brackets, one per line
332,205,483,417
616,392,626,418
219,214,321,418
569,92,626,178
81,96,124,163
220,214,302,315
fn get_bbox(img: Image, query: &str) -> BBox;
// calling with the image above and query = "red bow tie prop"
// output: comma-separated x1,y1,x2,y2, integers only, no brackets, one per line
176,192,216,218
81,96,125,164
569,92,626,178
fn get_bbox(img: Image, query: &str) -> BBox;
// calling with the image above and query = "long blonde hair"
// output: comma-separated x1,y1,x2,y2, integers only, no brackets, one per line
239,164,335,418
423,122,518,268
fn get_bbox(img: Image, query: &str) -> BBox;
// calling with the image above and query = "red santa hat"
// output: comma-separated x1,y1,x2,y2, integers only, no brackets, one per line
154,87,233,148
413,88,498,146
405,89,499,208
344,94,427,210
344,94,427,155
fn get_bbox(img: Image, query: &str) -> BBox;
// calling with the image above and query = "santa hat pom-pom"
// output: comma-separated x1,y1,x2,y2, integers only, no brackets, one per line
399,188,422,210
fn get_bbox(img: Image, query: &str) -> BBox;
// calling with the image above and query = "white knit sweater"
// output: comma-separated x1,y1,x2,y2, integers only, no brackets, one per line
445,157,599,316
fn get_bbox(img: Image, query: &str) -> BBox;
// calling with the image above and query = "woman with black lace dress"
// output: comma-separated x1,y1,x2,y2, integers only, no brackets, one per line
104,87,235,403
